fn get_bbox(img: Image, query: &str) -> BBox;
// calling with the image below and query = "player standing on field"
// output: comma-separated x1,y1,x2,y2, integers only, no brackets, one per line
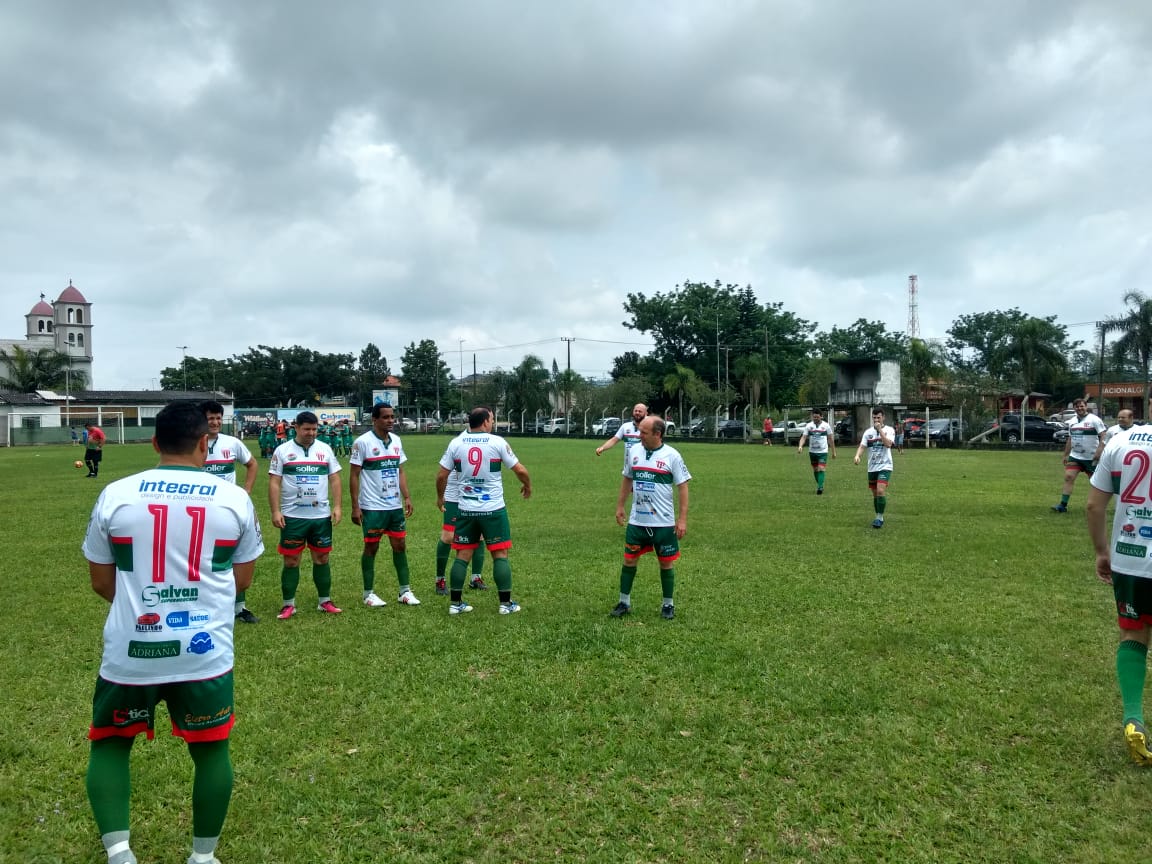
434,427,488,596
596,402,647,458
1052,398,1107,513
1101,408,1136,450
435,407,531,615
82,400,264,864
268,411,343,619
84,421,106,478
797,408,836,494
200,401,260,624
611,416,690,620
854,408,895,529
1087,423,1152,764
349,404,419,607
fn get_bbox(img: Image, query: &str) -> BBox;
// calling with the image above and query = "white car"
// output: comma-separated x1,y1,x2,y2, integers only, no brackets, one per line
544,418,571,435
398,418,417,431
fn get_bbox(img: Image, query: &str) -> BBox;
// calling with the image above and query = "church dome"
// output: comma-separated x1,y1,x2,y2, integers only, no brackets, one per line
57,281,88,303
29,299,53,316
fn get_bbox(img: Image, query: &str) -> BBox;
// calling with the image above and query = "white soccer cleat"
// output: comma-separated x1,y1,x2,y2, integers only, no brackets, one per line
363,592,387,607
397,589,421,605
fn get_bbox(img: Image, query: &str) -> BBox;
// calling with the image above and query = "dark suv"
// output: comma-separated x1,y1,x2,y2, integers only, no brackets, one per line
717,419,747,439
993,413,1067,443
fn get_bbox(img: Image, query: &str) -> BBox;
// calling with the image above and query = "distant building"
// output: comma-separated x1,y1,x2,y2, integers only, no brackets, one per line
0,281,94,388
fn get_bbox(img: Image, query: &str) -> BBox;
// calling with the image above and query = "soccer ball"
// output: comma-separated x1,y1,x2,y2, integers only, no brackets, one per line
74,460,84,468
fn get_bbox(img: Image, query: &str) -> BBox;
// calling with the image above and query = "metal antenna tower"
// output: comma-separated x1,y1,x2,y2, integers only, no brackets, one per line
907,274,920,340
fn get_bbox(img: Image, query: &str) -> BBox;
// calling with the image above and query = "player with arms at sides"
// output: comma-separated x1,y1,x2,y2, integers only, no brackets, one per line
81,400,264,864
1052,398,1106,513
436,407,531,615
797,408,836,494
854,408,895,529
268,411,343,619
349,404,419,607
595,403,648,458
1087,423,1152,764
612,416,690,620
199,401,260,624
84,421,107,478
433,428,488,597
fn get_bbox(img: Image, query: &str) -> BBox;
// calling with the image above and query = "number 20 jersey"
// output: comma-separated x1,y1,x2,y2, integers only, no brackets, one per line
1092,427,1152,579
82,466,265,685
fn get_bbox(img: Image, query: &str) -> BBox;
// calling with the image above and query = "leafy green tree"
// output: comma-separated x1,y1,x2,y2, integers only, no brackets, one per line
813,319,907,360
797,358,836,406
732,353,769,409
0,346,87,391
355,343,390,409
159,355,230,392
946,309,1032,378
994,318,1069,396
400,340,452,416
903,338,949,402
1101,291,1152,419
505,354,552,421
662,364,700,427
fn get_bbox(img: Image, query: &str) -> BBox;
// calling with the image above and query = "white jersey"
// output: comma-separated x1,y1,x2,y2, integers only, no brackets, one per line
269,439,341,519
860,426,895,472
439,431,520,513
803,421,833,454
1105,424,1133,445
350,430,407,510
614,421,642,456
441,431,469,504
1091,427,1152,579
203,433,253,484
1067,413,1106,461
81,466,264,685
624,443,691,528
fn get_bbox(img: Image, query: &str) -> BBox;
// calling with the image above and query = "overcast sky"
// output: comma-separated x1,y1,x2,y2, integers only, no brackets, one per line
3,1,1150,390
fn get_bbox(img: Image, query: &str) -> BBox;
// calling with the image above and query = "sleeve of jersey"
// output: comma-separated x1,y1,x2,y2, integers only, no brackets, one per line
81,495,114,564
269,452,282,475
672,455,692,484
326,447,342,473
349,441,363,466
236,439,253,464
502,443,519,468
234,498,266,563
438,445,456,471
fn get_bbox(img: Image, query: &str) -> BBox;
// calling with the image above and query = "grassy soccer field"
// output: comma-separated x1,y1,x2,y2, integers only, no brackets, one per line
3,437,1150,863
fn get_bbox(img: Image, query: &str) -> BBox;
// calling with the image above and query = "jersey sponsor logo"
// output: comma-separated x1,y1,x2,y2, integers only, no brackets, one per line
141,585,199,607
1140,527,1152,539
127,639,180,659
112,707,151,725
138,479,219,496
1122,523,1138,538
1116,541,1147,558
135,610,164,632
1120,601,1140,618
183,705,232,729
1126,506,1152,519
166,609,211,629
186,632,215,655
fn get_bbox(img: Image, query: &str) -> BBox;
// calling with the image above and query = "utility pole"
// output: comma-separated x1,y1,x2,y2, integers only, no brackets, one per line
458,339,464,416
177,346,189,391
561,336,574,418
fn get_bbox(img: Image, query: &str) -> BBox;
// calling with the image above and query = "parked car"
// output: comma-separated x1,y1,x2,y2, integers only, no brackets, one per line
907,418,967,441
592,417,621,436
991,413,1064,443
717,419,747,439
544,418,572,435
688,419,707,437
775,420,806,444
834,417,856,445
1048,409,1078,426
398,418,417,432
662,418,677,435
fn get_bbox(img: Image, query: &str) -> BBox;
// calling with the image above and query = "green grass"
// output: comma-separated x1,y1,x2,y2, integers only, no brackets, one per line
3,438,1150,863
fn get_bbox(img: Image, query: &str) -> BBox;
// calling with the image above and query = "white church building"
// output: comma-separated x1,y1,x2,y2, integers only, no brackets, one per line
1,280,95,387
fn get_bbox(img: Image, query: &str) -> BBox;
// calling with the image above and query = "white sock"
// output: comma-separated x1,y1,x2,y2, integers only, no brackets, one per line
619,593,631,605
663,598,674,607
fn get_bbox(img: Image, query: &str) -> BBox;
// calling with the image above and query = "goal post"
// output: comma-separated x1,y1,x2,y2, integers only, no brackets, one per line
6,410,125,447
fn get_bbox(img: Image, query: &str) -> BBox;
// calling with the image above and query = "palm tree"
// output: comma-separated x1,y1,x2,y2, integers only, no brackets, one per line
732,353,770,409
662,364,699,428
0,346,86,392
1101,291,1152,419
995,318,1067,399
505,355,551,420
904,338,948,402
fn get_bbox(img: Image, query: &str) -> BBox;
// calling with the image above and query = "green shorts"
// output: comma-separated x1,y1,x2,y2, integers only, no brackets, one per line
809,452,828,467
453,508,512,551
1113,571,1152,630
278,516,333,555
624,523,680,564
867,470,892,489
89,671,234,743
441,500,460,532
1065,457,1095,475
360,509,406,543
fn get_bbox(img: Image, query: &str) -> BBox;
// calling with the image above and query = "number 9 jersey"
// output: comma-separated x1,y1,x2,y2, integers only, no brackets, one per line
82,466,264,685
439,431,520,513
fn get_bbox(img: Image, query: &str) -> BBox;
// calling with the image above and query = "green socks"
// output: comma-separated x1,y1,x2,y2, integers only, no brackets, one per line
660,567,676,604
450,557,468,593
1061,494,1071,506
189,740,233,841
875,496,887,514
87,737,133,837
1117,640,1148,725
436,540,451,578
361,552,375,592
393,550,410,588
471,544,486,577
313,562,332,597
281,566,300,602
492,557,512,593
619,565,637,596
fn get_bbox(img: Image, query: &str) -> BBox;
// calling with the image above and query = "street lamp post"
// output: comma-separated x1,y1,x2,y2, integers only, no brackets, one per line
177,346,189,392
458,339,465,416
